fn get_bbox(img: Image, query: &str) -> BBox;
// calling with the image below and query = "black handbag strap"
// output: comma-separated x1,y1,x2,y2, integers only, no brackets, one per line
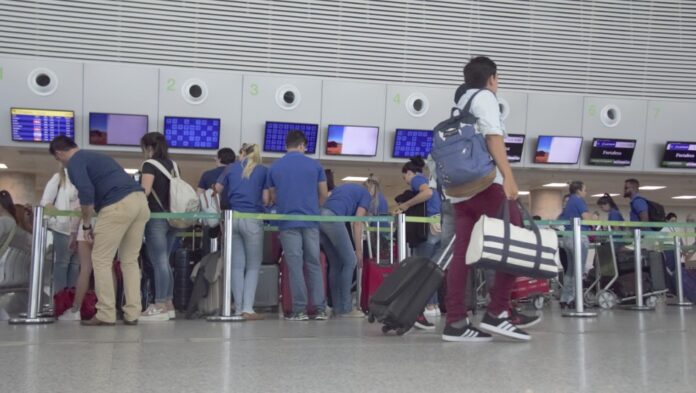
516,200,544,270
499,199,544,270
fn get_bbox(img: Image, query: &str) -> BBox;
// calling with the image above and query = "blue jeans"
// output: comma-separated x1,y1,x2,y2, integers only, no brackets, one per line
415,223,442,305
144,219,177,303
52,231,79,291
231,218,264,314
561,236,589,303
279,227,326,314
319,208,357,315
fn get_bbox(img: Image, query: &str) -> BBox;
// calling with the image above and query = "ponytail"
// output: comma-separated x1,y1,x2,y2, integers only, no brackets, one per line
363,173,382,215
597,193,619,211
401,156,425,174
241,144,261,179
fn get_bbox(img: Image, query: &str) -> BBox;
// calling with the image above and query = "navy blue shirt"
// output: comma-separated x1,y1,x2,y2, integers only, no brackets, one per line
199,166,229,210
217,160,269,214
559,194,588,230
411,174,441,216
630,195,649,222
324,184,372,217
608,209,625,222
267,151,326,230
66,150,143,212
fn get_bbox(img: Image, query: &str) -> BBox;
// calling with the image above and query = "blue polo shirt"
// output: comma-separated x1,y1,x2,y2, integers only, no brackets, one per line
377,192,388,215
267,152,326,230
217,160,268,214
411,174,441,217
559,194,588,230
324,184,372,217
608,209,625,222
199,166,229,210
66,150,143,212
630,195,649,222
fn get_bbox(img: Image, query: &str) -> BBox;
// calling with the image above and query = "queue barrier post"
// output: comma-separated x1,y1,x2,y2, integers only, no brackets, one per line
207,210,243,322
669,238,692,307
396,213,407,264
563,217,597,318
625,228,653,311
9,206,54,325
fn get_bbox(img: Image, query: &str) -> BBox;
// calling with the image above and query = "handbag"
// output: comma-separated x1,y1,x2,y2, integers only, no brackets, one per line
466,200,561,279
199,188,221,228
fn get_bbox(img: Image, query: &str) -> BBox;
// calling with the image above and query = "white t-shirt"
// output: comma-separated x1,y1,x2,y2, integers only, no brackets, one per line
444,88,506,203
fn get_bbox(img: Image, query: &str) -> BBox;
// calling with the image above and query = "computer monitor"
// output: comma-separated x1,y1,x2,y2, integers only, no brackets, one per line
326,125,379,157
263,121,319,154
534,135,583,164
163,116,220,150
392,129,433,159
661,141,696,168
504,134,525,163
11,108,75,142
89,112,148,146
588,138,636,166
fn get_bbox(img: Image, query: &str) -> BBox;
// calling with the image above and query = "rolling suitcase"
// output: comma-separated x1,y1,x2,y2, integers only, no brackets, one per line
254,264,279,308
279,252,328,316
368,237,454,335
646,250,667,292
360,222,396,312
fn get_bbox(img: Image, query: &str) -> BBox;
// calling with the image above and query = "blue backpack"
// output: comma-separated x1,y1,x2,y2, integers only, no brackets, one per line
430,89,495,194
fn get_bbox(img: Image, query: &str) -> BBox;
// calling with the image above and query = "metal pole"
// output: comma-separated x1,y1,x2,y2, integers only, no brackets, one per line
626,228,652,311
669,238,692,307
389,220,394,265
207,210,243,322
376,221,380,264
210,237,219,253
396,213,407,263
9,206,54,324
563,217,596,318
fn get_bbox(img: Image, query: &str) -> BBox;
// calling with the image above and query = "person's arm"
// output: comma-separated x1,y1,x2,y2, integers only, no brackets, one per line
639,210,650,222
318,181,329,206
80,205,95,243
352,207,367,267
141,173,155,196
633,198,650,222
214,183,224,194
262,189,270,207
581,212,592,220
268,187,276,206
486,134,518,200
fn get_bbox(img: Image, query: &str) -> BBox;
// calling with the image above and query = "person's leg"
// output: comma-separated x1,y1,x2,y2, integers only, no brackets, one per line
66,249,80,289
69,241,93,311
446,201,475,325
144,219,173,309
432,201,455,264
165,225,177,311
560,237,576,304
230,218,246,315
241,219,264,314
319,226,340,312
303,227,326,313
116,193,148,322
279,229,307,315
333,225,357,314
51,231,70,292
486,198,522,316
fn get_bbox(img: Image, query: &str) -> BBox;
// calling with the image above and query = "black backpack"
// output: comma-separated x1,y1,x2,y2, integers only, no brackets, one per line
634,197,666,223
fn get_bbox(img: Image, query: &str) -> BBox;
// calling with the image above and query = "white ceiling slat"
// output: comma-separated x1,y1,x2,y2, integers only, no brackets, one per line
1,0,695,99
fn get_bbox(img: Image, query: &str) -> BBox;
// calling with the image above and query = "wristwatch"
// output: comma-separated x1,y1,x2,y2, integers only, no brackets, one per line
82,224,92,230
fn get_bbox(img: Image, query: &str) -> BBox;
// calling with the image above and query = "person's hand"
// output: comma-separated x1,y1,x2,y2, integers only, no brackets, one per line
356,253,364,269
84,228,94,244
391,204,408,215
503,177,519,200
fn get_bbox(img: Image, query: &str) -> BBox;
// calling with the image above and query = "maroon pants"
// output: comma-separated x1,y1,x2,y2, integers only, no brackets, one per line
445,184,522,324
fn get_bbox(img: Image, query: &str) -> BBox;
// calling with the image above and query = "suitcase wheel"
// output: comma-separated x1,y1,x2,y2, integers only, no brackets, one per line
381,325,391,334
396,327,408,336
533,296,545,310
368,314,375,323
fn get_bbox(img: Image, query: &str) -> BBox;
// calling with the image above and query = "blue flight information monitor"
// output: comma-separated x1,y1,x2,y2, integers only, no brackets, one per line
164,116,220,149
263,121,319,154
11,108,75,142
392,129,433,158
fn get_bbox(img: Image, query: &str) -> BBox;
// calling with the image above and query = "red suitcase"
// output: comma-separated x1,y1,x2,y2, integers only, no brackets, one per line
360,258,397,312
279,252,328,316
511,276,550,308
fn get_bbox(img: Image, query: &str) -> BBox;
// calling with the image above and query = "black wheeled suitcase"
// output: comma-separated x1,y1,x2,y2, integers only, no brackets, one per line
368,237,454,335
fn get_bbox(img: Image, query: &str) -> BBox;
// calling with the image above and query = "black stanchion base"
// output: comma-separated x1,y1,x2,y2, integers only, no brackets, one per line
562,311,598,318
18,311,54,318
8,317,55,325
668,302,693,307
206,315,245,322
623,305,654,311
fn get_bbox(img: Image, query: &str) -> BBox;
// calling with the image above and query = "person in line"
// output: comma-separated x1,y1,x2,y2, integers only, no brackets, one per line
558,181,591,309
215,143,269,320
40,165,80,292
49,136,149,326
623,178,649,222
597,194,624,223
0,190,32,254
441,56,531,342
268,131,329,321
394,156,442,314
197,147,236,252
138,132,179,321
319,177,378,318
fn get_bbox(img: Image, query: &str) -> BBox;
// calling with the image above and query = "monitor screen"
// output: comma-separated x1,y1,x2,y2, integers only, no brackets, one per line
662,141,696,168
326,125,379,156
588,138,636,166
534,135,583,164
263,121,319,154
504,134,525,163
164,116,220,149
392,129,433,159
89,112,148,146
11,108,75,142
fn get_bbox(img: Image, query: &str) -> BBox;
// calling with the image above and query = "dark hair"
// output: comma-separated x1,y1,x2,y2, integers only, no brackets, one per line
597,193,619,210
217,148,236,165
532,215,542,221
569,181,585,195
625,178,640,188
402,156,425,174
0,190,18,223
48,135,77,155
666,212,678,221
463,56,498,89
140,132,169,160
325,169,335,191
285,130,307,149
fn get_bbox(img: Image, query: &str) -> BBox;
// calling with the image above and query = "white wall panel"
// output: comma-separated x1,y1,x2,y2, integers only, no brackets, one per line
0,57,83,148
497,89,528,168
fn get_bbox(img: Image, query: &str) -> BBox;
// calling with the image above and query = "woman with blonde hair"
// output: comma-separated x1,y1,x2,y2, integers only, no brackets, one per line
216,143,270,320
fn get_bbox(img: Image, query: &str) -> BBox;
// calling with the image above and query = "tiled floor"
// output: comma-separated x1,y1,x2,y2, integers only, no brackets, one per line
1,305,695,393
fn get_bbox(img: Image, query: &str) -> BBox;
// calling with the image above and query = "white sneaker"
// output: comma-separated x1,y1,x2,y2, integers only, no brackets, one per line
423,307,441,318
168,309,176,319
341,309,366,318
139,305,170,322
58,309,81,321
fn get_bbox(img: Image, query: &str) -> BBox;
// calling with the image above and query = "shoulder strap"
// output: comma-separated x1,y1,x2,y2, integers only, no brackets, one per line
461,88,486,114
144,159,174,180
0,221,17,256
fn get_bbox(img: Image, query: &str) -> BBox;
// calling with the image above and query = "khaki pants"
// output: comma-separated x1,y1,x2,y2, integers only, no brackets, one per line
92,192,149,323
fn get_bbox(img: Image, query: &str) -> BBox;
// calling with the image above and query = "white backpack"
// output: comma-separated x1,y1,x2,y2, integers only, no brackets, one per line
144,159,200,229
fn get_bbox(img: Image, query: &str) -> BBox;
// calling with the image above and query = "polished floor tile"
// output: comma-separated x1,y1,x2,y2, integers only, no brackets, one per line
1,305,695,393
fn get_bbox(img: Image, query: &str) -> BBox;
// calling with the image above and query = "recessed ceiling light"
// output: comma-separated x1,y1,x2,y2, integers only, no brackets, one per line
672,195,696,200
0,163,7,169
543,182,567,188
591,193,620,197
518,191,530,196
342,176,368,182
638,185,666,191
124,168,139,175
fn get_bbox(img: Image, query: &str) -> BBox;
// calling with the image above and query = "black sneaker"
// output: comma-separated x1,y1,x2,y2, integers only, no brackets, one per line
413,314,435,331
508,308,541,329
480,311,531,341
442,322,493,342
284,312,309,321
